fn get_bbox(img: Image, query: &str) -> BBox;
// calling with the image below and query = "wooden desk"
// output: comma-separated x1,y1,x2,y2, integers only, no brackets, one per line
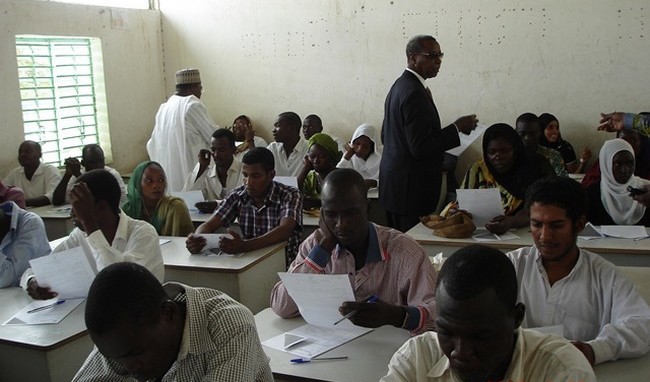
595,352,650,381
408,223,650,267
254,308,410,382
161,237,286,314
27,205,75,241
0,288,92,382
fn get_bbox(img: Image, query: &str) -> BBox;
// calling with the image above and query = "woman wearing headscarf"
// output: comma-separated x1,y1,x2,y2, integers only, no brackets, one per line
122,161,194,236
585,139,650,226
538,113,592,174
297,133,342,209
337,123,382,188
458,123,553,234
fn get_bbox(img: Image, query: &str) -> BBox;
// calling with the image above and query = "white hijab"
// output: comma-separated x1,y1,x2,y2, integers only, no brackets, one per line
337,124,382,180
599,138,647,225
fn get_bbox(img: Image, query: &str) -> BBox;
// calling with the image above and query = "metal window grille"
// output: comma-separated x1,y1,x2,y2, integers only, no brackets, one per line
16,37,101,166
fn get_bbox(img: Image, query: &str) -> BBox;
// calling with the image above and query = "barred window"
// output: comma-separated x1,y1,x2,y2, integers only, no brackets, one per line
16,35,111,166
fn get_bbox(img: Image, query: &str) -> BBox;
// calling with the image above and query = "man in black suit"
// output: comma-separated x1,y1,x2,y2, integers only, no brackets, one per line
380,35,477,232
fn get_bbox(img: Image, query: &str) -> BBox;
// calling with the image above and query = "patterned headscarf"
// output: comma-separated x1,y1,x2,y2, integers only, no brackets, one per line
307,133,342,163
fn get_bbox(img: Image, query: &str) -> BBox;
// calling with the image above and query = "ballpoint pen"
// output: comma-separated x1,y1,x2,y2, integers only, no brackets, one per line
333,295,379,325
290,356,348,363
27,300,66,314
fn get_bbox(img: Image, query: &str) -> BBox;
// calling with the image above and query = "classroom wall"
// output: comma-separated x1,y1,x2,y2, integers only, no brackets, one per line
0,0,165,175
159,0,649,180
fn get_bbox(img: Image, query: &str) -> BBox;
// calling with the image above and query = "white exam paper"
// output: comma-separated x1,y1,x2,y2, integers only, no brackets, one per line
446,124,488,157
195,233,239,256
29,246,96,299
578,223,604,240
600,225,649,239
273,176,298,189
278,273,357,328
3,298,84,325
170,190,204,213
457,188,504,227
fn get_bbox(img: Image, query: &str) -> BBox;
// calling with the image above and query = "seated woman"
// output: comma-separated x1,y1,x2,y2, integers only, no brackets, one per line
586,139,650,226
459,123,553,234
122,161,194,236
297,133,341,210
337,123,382,188
582,128,650,189
538,113,592,174
231,115,267,157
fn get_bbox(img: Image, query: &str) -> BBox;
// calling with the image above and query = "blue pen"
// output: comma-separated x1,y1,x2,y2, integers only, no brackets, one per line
290,356,348,363
333,295,379,325
27,300,65,314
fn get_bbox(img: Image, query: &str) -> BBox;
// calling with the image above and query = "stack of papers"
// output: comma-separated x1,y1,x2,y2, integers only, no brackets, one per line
262,273,372,359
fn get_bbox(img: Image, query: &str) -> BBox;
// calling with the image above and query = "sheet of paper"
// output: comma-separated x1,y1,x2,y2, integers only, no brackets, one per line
29,246,96,299
472,228,519,242
194,233,242,256
600,225,648,239
578,222,604,240
273,176,298,189
278,273,358,328
159,238,171,246
262,323,372,359
446,123,488,157
3,298,84,325
456,188,504,227
170,190,204,212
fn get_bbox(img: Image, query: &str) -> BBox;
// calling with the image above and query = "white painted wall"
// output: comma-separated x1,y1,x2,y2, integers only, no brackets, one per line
159,0,649,180
0,0,165,174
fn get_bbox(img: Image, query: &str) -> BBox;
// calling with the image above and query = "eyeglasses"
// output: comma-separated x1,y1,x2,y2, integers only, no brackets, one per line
417,51,444,59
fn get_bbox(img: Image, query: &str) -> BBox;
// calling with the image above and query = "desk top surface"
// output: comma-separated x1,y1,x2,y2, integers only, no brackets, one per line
161,236,286,273
254,308,409,382
0,288,87,350
27,204,72,219
254,308,648,382
190,211,319,227
407,223,650,256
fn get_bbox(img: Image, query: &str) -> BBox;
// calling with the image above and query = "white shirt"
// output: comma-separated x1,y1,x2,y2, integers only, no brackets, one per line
20,210,164,288
507,246,650,364
3,163,61,201
182,157,244,200
64,166,127,205
336,123,382,182
381,328,595,382
147,94,217,192
266,139,308,177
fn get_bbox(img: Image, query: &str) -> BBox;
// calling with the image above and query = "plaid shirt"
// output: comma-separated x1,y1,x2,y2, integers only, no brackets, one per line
72,283,273,381
215,181,302,262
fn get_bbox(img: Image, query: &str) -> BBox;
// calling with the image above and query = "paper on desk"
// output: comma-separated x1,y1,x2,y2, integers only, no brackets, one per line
273,176,298,189
278,273,358,329
194,233,242,256
262,323,371,359
446,123,488,157
578,223,604,240
29,246,96,299
457,188,504,227
3,298,84,325
472,228,519,242
170,190,204,213
600,225,649,239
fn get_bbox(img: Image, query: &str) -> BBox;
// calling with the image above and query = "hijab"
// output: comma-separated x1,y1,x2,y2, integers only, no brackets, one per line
307,133,342,163
482,123,535,199
122,161,166,230
538,113,564,150
599,139,647,225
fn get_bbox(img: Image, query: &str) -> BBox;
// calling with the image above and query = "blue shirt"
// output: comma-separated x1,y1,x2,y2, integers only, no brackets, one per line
0,201,51,287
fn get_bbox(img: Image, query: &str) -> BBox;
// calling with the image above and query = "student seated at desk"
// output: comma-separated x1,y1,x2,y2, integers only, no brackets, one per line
454,123,552,234
122,161,194,237
2,140,61,207
232,114,268,157
22,169,164,299
186,147,303,265
337,123,382,189
72,262,273,382
515,112,567,176
539,113,592,174
0,201,50,288
266,112,308,177
506,176,650,365
382,245,595,382
51,144,126,206
585,139,650,226
183,128,244,213
271,169,437,335
297,133,341,209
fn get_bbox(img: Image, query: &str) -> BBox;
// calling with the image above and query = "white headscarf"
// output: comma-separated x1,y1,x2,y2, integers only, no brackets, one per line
337,124,382,181
599,138,647,225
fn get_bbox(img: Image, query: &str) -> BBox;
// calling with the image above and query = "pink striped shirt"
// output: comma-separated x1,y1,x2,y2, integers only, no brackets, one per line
270,223,437,334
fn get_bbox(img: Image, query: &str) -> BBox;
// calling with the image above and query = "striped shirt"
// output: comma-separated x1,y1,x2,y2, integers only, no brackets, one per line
215,181,302,262
270,223,437,335
72,283,273,381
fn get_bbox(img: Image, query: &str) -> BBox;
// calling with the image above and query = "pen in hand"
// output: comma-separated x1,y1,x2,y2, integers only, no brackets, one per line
333,295,379,325
27,300,66,314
